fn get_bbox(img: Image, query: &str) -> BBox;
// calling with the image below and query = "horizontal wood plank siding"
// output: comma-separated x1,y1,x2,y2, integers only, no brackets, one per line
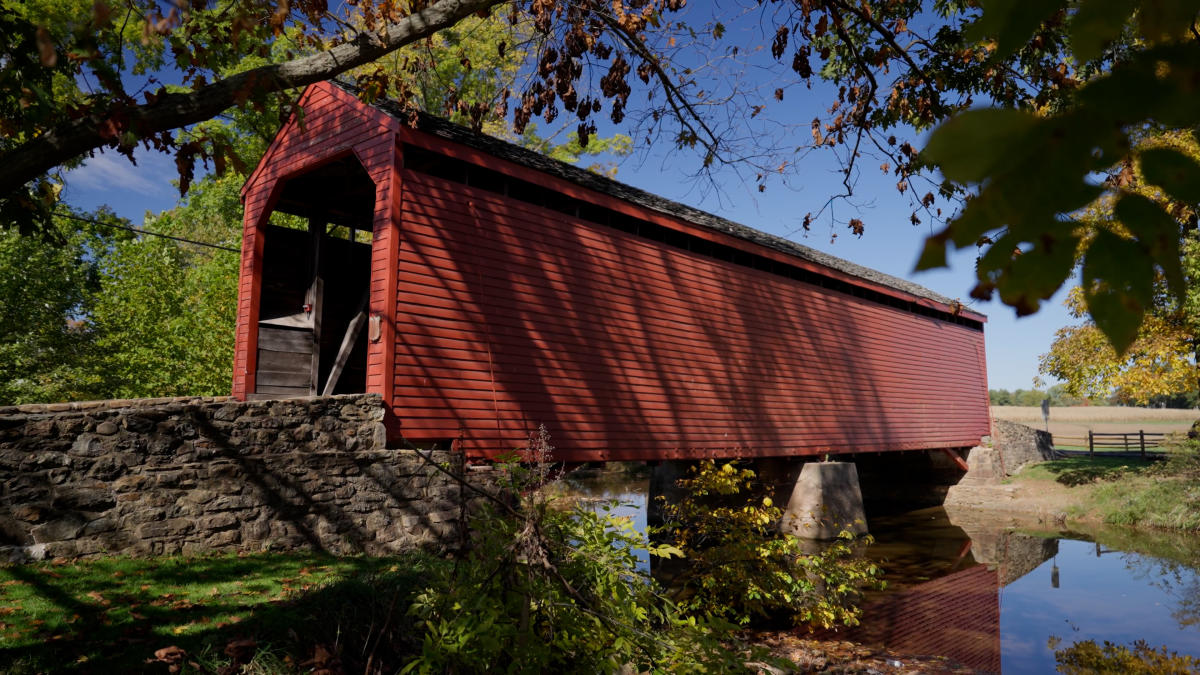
254,326,312,398
392,170,989,461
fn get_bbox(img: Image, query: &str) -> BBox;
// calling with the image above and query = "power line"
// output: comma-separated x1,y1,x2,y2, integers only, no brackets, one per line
53,211,241,253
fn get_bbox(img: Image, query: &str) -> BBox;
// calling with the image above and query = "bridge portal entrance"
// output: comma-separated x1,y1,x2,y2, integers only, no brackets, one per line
253,154,375,399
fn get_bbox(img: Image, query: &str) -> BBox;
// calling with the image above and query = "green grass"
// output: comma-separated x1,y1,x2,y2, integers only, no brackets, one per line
1012,452,1200,532
0,551,443,673
1077,519,1200,565
1090,477,1200,531
1088,453,1200,532
1014,456,1155,486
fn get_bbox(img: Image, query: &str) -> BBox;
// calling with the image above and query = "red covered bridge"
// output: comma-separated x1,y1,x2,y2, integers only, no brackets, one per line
233,81,990,464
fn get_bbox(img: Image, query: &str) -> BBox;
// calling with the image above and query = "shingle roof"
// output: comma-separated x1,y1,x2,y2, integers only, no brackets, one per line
332,80,970,311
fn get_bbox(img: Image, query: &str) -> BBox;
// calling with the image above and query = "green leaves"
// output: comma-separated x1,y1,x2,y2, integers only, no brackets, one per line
1070,0,1138,63
654,460,881,629
965,0,1066,60
922,108,1039,184
918,103,1105,317
1140,147,1200,204
1137,0,1200,43
1114,193,1185,297
920,34,1200,354
1083,229,1155,355
968,0,1197,63
976,226,1081,316
404,453,760,674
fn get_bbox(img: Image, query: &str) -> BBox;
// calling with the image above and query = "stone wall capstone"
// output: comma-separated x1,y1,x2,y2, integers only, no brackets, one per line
0,394,465,562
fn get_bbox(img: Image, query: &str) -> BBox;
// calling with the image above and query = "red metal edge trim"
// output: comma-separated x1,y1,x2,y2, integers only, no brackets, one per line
380,141,403,409
241,85,318,199
456,440,987,463
941,447,971,472
237,215,267,399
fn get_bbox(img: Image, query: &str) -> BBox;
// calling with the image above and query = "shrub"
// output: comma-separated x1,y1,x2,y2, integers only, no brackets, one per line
402,433,757,673
137,441,871,672
654,460,883,628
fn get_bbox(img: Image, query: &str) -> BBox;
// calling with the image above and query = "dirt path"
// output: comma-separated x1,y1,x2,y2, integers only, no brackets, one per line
942,475,1102,529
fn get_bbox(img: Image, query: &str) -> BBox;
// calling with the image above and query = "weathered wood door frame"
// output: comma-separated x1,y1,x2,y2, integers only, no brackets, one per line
305,216,324,395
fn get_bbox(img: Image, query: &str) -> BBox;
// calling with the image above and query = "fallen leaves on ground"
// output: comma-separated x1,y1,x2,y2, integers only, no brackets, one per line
300,643,345,675
751,632,981,674
85,590,110,606
217,638,257,675
147,645,200,674
214,614,243,628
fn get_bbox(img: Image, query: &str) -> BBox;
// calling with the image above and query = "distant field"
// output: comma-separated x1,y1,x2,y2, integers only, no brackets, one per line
991,406,1197,448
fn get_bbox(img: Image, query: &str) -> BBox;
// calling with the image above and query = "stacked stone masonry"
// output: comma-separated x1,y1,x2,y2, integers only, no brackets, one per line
0,394,465,561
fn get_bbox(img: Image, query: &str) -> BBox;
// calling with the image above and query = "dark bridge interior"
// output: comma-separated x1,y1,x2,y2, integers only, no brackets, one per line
254,155,375,398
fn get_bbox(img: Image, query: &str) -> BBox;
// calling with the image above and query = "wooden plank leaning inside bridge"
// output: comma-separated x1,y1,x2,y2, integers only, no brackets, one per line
231,80,991,538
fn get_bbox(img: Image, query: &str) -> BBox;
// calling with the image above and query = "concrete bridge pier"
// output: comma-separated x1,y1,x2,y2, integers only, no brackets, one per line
648,458,868,541
646,459,691,528
775,461,869,540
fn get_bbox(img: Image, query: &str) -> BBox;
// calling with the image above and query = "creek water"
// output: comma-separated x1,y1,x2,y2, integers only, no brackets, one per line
553,469,1200,674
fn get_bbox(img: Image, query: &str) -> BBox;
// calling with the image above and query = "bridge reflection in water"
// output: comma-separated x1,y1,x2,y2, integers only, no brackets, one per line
812,504,1200,673
807,507,1059,674
814,565,1002,672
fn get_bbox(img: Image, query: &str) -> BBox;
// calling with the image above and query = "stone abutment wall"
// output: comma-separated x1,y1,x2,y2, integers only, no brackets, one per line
0,394,466,561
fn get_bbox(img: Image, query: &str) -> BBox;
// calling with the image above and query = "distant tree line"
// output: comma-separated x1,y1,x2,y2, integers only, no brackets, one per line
990,385,1199,409
990,386,1088,407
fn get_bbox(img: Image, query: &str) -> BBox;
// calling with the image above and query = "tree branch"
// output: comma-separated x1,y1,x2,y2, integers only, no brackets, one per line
590,9,723,163
824,2,876,200
828,0,941,112
0,0,509,198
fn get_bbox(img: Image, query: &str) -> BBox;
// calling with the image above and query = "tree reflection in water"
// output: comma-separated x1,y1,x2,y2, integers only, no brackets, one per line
1050,637,1200,673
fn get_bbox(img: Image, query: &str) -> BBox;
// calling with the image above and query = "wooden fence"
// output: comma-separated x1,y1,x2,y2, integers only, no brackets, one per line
1052,430,1172,459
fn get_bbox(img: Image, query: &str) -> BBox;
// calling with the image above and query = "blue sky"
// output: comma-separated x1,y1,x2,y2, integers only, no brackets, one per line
58,1,1078,393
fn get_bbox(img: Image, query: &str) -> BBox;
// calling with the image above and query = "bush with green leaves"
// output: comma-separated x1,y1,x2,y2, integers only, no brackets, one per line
402,435,762,674
655,460,883,628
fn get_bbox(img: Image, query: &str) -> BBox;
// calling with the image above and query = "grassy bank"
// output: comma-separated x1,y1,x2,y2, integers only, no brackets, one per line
0,551,439,673
0,550,970,675
1008,453,1200,532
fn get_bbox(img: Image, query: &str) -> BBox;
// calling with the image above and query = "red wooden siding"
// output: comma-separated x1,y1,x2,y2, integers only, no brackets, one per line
235,81,990,463
390,171,989,461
